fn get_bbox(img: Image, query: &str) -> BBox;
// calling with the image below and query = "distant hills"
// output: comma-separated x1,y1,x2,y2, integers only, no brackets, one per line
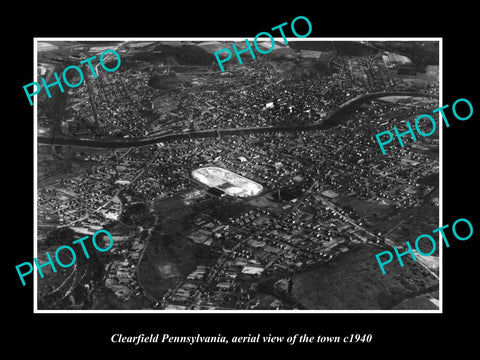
371,41,439,72
289,41,377,56
38,40,438,78
124,42,213,66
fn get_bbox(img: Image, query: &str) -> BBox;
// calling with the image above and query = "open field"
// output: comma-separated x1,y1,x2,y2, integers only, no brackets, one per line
138,232,218,300
334,195,396,218
138,195,219,299
292,244,438,310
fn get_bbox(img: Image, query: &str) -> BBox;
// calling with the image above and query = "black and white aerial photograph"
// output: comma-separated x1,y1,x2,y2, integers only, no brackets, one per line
34,39,441,311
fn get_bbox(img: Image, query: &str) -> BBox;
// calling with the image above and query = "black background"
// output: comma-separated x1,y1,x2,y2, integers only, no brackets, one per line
7,4,478,356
